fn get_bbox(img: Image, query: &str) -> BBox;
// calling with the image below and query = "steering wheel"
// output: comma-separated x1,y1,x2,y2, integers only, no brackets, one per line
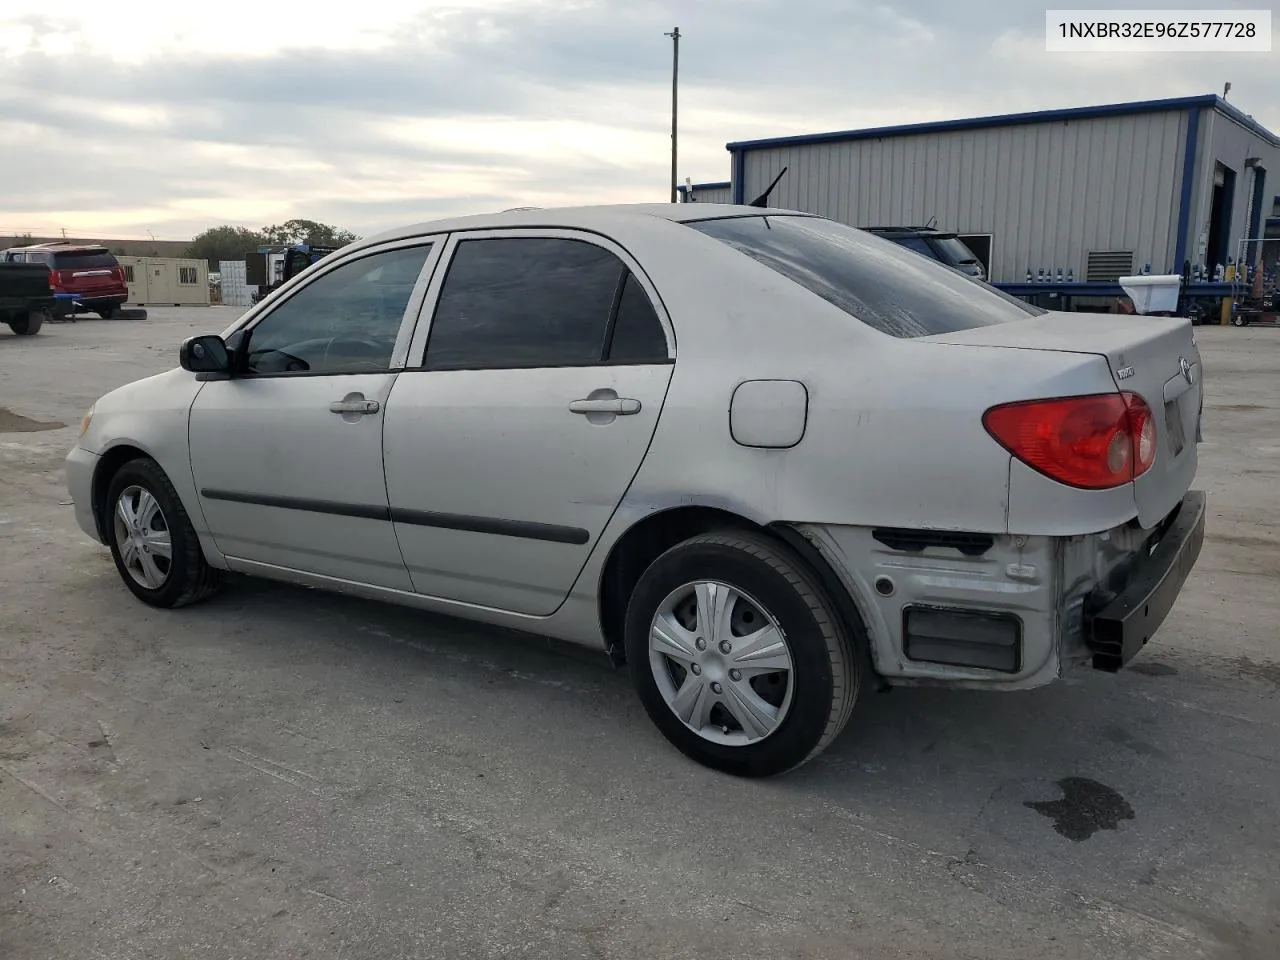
321,336,387,370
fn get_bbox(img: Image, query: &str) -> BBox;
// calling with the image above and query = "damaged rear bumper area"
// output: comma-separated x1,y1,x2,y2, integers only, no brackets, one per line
1084,491,1206,672
795,490,1207,690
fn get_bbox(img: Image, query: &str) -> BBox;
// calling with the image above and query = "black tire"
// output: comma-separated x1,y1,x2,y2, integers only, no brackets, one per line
624,530,862,777
1232,316,1246,327
104,457,220,608
7,310,44,335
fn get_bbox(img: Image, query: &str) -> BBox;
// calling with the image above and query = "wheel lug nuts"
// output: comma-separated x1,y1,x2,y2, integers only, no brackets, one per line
719,641,732,654
690,664,701,676
695,638,706,651
710,682,723,694
729,669,742,682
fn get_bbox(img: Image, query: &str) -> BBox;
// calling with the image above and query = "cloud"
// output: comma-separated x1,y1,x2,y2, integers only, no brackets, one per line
0,0,1276,240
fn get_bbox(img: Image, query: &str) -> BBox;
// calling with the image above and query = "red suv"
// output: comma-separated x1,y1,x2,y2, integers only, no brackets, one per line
2,243,129,319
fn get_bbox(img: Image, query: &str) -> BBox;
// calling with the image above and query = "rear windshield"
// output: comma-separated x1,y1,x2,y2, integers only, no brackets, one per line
52,250,118,269
932,235,980,264
686,215,1042,338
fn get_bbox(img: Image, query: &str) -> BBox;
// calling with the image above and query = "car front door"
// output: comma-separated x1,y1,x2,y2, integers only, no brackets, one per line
381,230,675,616
188,240,440,589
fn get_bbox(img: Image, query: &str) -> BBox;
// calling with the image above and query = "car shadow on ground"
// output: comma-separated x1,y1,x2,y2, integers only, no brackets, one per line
70,564,1280,943
170,572,1268,802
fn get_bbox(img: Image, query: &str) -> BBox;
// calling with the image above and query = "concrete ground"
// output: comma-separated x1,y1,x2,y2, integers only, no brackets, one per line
1,308,1278,960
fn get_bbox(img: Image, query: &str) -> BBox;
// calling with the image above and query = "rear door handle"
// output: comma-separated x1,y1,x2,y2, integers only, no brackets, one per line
329,398,380,415
569,398,641,415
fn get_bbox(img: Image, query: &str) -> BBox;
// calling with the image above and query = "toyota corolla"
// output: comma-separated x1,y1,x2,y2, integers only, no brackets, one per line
66,204,1206,776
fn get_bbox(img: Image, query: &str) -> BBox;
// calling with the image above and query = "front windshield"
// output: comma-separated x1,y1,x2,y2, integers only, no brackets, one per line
686,215,1043,338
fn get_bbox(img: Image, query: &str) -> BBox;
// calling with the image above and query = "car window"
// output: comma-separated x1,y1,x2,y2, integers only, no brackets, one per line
423,237,626,369
52,250,118,270
893,236,935,257
245,244,431,376
931,236,980,264
687,215,1044,338
10,251,50,265
606,272,668,363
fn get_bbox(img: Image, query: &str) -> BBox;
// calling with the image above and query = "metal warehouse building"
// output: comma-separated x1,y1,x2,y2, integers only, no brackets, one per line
712,94,1278,286
677,181,732,204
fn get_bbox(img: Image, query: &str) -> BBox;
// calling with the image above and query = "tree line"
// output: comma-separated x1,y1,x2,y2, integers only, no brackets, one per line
186,219,360,269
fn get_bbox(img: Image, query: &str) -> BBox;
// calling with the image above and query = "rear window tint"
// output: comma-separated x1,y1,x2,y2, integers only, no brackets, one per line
686,215,1042,338
931,236,980,263
52,250,118,269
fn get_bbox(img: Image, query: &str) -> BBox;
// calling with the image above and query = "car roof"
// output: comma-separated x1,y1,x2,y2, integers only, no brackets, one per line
358,203,809,247
15,242,111,253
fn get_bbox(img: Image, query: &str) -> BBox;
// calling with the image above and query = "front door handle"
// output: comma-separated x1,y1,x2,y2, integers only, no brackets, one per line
569,398,641,416
329,394,380,416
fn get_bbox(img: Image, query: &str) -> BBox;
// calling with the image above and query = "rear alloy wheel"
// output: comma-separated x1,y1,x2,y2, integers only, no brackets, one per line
106,458,220,608
7,310,44,335
625,531,862,776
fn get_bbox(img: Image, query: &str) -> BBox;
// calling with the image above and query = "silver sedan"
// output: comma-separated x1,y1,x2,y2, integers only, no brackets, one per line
66,204,1206,775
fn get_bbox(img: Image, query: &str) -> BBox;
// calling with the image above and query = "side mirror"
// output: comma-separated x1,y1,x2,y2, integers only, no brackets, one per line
180,334,230,374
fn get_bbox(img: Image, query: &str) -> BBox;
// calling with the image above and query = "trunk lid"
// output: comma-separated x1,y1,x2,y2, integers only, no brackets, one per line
929,311,1202,528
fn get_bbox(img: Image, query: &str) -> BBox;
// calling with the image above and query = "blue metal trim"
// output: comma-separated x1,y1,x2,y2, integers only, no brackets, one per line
1247,167,1268,246
676,181,732,196
724,94,1278,153
730,151,746,205
1213,99,1280,147
1173,106,1202,268
994,280,1235,298
680,181,732,198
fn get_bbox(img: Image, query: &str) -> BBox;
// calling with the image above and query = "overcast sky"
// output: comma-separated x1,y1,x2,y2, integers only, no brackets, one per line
1,1,1275,241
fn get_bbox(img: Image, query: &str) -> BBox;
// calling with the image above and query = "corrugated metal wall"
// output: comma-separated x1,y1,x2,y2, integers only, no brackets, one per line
218,260,252,307
681,184,732,204
1187,106,1280,267
737,111,1191,283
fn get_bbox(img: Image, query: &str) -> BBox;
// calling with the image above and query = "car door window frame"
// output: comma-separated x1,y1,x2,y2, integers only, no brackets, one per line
402,228,675,372
222,236,446,379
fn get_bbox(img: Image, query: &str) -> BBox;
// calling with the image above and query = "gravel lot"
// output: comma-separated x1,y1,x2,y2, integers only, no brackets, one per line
2,308,1278,960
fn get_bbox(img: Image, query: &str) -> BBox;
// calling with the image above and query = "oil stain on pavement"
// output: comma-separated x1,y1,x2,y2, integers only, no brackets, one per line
1025,778,1135,841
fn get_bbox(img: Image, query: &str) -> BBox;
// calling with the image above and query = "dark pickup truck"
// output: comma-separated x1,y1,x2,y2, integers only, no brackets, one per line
0,262,54,335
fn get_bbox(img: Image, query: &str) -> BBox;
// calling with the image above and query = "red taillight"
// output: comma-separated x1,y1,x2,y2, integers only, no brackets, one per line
983,392,1156,490
48,268,58,291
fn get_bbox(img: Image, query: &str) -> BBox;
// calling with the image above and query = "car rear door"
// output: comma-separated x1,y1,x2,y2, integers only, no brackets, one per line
188,240,441,588
382,230,675,616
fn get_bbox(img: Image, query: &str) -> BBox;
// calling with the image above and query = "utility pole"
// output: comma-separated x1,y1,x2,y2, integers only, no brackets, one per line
665,26,680,203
